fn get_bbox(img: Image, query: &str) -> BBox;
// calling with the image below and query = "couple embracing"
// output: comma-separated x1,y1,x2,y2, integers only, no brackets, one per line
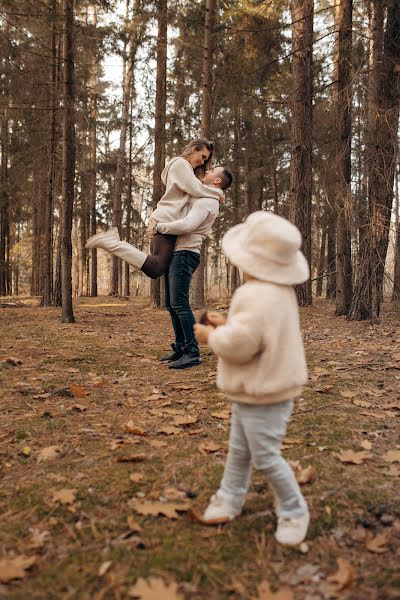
86,138,233,370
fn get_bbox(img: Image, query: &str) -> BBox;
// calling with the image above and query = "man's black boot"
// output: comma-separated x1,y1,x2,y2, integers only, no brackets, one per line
159,344,183,363
169,353,202,370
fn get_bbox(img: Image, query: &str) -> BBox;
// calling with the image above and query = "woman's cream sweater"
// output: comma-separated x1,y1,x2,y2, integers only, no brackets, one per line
208,280,308,405
150,157,222,224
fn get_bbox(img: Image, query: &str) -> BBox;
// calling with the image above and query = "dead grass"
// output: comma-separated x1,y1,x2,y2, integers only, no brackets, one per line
0,296,399,599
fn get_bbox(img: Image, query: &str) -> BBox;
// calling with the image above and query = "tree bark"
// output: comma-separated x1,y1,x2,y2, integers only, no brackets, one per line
392,164,400,301
289,0,313,306
335,0,353,316
60,0,75,323
150,0,167,308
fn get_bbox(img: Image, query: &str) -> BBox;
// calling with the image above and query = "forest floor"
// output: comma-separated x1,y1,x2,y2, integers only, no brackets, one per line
0,295,400,600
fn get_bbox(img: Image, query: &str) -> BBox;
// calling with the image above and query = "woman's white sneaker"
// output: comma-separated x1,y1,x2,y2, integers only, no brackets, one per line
275,511,310,546
85,227,120,249
202,494,241,523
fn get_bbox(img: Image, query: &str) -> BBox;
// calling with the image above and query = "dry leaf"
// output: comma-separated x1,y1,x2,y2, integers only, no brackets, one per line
366,531,389,554
188,509,233,526
110,439,124,451
131,501,190,519
148,440,167,449
295,464,316,485
130,472,144,483
0,555,37,583
327,557,355,591
127,516,142,532
199,441,224,453
251,580,294,600
340,390,358,399
128,577,184,599
123,421,147,436
315,385,334,394
336,449,373,465
383,450,400,463
158,426,181,436
117,453,146,463
360,440,373,450
93,378,108,388
173,415,198,426
52,488,77,505
98,561,112,577
211,410,231,420
68,403,87,412
0,356,23,367
69,384,89,398
37,445,62,462
27,528,50,549
353,399,372,408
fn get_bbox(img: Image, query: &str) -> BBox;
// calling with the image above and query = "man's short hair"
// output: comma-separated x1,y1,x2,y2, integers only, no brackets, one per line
220,168,233,190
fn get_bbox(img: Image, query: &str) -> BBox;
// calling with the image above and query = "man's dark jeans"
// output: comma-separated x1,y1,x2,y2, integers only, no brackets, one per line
164,250,200,356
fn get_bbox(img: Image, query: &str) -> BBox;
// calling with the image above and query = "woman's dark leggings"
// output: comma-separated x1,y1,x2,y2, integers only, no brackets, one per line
140,233,177,279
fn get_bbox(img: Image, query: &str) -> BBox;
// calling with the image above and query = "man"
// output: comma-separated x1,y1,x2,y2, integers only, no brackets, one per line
153,166,233,370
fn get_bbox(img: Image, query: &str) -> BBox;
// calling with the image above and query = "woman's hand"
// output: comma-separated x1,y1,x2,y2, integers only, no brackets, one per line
206,311,226,327
146,224,155,239
194,323,213,344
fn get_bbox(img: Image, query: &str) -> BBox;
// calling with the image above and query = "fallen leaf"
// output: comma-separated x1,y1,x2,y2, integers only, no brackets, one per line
211,410,231,420
110,439,124,451
0,356,23,367
158,426,181,436
68,403,87,412
295,464,316,485
340,390,358,399
148,440,167,448
21,446,31,457
199,441,224,453
0,556,37,583
52,488,77,505
173,415,198,426
117,453,146,463
37,445,62,462
188,509,233,526
315,385,334,394
366,531,390,554
130,472,144,483
93,378,108,387
69,384,89,398
360,440,373,450
327,558,355,591
383,450,400,463
127,516,142,532
98,561,112,577
353,399,372,408
128,577,184,599
336,450,373,465
251,580,294,600
27,528,50,549
123,421,147,436
131,501,190,519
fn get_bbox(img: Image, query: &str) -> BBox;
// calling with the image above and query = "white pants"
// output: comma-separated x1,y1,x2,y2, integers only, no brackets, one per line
217,400,308,519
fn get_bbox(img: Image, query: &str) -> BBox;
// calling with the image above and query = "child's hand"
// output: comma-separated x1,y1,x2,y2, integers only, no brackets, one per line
194,323,213,344
206,311,226,327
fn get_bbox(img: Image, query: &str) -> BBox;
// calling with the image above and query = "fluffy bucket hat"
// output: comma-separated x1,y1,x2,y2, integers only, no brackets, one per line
222,211,309,285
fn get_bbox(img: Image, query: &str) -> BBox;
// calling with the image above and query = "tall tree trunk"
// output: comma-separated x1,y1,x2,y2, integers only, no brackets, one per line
150,0,167,308
392,165,400,301
89,7,98,298
350,0,400,319
192,0,217,309
60,0,75,323
124,106,134,297
335,0,353,316
289,0,313,306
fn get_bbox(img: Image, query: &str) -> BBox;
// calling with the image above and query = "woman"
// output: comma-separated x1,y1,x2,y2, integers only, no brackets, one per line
86,138,223,278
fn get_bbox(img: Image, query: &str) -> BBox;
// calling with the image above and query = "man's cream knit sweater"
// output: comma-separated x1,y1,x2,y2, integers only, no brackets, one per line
150,157,222,224
208,280,308,405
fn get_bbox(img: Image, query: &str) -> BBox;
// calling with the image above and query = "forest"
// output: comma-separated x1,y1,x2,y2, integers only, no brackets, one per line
1,1,400,599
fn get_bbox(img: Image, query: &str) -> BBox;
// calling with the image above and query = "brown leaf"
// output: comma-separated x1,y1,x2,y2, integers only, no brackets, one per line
339,390,358,399
93,378,108,388
131,501,190,519
27,528,50,549
68,403,87,412
366,531,389,554
129,472,144,483
52,488,77,505
360,440,373,450
383,450,400,463
69,384,89,398
110,439,124,451
327,558,356,591
127,516,142,532
199,441,224,453
148,440,167,449
0,356,23,367
188,509,232,526
251,580,294,600
315,385,334,394
158,426,181,436
128,577,184,599
37,445,62,462
173,415,198,426
117,453,146,463
353,399,372,408
295,464,316,485
211,410,231,420
336,449,373,465
123,421,147,436
0,555,37,583
98,561,112,577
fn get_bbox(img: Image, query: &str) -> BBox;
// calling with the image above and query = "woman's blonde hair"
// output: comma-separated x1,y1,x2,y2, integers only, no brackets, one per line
181,138,214,179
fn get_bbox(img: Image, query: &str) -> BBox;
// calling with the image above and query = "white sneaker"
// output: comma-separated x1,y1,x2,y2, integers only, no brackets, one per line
275,511,310,546
202,494,241,523
86,227,119,249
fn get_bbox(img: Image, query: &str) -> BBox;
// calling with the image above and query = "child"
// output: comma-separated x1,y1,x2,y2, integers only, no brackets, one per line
85,138,226,279
194,211,310,546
